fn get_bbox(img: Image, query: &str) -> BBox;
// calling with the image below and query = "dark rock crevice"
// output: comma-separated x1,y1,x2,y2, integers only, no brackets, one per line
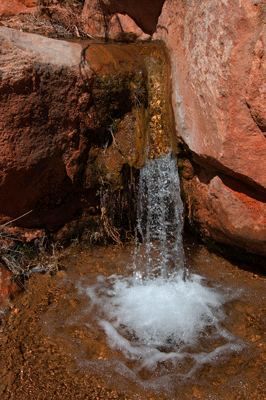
98,0,166,35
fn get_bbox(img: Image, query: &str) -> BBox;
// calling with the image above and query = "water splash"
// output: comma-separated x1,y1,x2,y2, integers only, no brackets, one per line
88,273,229,353
84,152,242,374
40,151,246,398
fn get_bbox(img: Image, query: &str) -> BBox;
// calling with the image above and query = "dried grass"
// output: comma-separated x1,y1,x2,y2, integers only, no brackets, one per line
0,212,62,287
101,206,122,246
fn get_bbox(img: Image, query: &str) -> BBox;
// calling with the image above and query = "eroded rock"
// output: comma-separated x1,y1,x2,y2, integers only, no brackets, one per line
181,164,266,258
80,1,266,257
153,0,266,256
0,0,36,17
0,27,148,238
1,1,266,258
82,0,164,36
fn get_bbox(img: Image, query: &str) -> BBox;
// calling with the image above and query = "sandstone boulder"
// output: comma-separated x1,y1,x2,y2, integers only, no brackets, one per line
0,0,36,17
155,0,266,187
153,0,266,257
90,0,266,257
181,165,266,257
82,0,164,36
0,27,148,237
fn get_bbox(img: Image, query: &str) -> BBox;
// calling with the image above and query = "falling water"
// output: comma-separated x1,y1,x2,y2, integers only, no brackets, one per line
83,152,242,373
41,151,248,397
134,151,185,280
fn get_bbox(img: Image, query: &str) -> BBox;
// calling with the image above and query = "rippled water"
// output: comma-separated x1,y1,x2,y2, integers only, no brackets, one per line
42,153,265,399
43,242,266,399
88,152,241,369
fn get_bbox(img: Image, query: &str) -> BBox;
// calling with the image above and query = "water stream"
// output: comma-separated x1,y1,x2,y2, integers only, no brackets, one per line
82,153,242,369
41,151,263,399
134,151,185,279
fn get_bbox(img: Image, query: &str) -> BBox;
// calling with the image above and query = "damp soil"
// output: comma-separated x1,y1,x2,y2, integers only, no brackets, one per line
0,236,265,400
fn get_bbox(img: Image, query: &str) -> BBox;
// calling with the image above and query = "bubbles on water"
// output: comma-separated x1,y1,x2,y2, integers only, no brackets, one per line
85,272,240,372
103,275,222,348
80,151,244,394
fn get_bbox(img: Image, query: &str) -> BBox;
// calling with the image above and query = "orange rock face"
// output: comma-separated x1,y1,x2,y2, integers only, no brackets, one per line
152,0,266,256
0,27,148,236
97,0,266,257
0,27,91,231
82,0,164,36
154,1,266,187
0,0,37,17
1,0,266,258
181,167,266,257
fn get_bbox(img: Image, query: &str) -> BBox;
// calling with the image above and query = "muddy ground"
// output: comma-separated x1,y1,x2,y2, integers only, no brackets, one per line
0,241,265,400
0,271,128,399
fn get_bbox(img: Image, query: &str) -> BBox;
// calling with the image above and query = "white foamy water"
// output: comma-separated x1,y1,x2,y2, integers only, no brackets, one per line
85,272,238,370
83,152,242,377
101,275,222,347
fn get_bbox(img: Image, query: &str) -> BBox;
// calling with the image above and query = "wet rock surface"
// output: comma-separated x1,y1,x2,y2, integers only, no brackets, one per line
80,0,266,257
0,270,126,399
0,27,157,240
1,1,266,261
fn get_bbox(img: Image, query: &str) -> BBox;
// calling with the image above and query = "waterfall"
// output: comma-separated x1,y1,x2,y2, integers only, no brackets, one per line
39,144,246,398
84,151,239,362
134,151,185,280
42,150,244,398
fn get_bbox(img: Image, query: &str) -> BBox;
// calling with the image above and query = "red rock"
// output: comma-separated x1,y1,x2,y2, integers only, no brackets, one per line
183,170,266,256
82,0,164,36
0,27,88,231
1,1,266,257
82,10,150,42
152,0,266,256
90,0,266,256
0,263,20,310
153,1,266,188
0,0,36,17
0,27,147,238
